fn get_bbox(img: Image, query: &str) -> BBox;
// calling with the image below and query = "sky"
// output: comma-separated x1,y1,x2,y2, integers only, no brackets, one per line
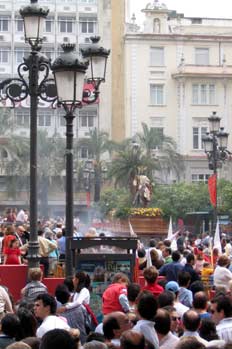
130,0,232,25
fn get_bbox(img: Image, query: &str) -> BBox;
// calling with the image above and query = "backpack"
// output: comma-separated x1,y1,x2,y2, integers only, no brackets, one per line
83,303,98,334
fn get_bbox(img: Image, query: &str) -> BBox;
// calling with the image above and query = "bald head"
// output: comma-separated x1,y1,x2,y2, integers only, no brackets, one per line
183,310,201,332
193,291,208,310
120,330,145,349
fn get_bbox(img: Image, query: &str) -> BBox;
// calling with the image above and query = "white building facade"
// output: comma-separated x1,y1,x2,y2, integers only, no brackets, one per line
0,0,113,215
125,1,232,183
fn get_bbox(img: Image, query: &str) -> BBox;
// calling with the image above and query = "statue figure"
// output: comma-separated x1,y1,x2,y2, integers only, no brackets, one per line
132,175,152,207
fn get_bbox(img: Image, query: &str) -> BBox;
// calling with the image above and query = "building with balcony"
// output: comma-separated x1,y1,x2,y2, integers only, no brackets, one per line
124,0,232,183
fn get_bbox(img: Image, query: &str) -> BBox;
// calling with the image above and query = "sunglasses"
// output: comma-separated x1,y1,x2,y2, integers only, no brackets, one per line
171,316,181,321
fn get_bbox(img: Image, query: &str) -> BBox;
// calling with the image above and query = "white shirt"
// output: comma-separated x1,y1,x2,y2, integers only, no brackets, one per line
213,266,232,292
66,287,90,310
16,210,26,223
159,331,179,349
217,317,232,343
133,319,159,349
174,301,189,317
36,315,70,338
73,287,90,305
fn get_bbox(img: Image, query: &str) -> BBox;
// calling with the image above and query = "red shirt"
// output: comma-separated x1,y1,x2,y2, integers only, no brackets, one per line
5,247,21,264
102,283,127,315
142,283,164,298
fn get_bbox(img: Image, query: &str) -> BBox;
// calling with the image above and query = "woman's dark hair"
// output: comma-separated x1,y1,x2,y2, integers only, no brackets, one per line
16,307,38,340
63,277,75,293
75,271,91,292
1,314,21,338
199,318,219,341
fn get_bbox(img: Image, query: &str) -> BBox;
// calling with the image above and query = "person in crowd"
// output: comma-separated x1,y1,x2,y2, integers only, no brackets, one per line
15,226,29,247
16,209,28,224
20,268,47,304
154,308,179,349
199,318,217,342
150,248,163,269
21,337,41,349
157,291,175,309
0,314,21,349
182,310,208,346
57,228,66,261
163,306,182,337
3,238,21,265
120,330,145,349
55,284,87,344
2,226,16,259
194,254,204,274
127,283,141,314
103,311,132,347
213,255,232,292
137,248,147,270
192,291,211,319
178,272,193,308
72,271,91,305
34,293,70,338
210,294,232,344
45,229,59,275
84,340,108,349
142,266,164,298
102,273,130,315
175,336,206,349
16,307,38,340
21,230,57,277
225,239,232,259
189,280,205,296
182,253,200,285
133,291,159,349
162,247,172,264
39,329,78,349
159,251,183,282
165,281,189,316
0,284,14,319
5,342,31,349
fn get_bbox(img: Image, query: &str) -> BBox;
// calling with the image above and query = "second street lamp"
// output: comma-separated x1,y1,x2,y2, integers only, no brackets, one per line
202,111,230,231
51,41,110,277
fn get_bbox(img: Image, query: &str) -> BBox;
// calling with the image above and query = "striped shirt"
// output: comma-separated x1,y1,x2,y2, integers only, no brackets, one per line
217,317,232,343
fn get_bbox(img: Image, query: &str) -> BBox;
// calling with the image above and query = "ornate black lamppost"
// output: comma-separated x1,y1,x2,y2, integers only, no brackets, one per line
0,0,56,269
202,111,230,230
0,0,110,276
51,40,110,277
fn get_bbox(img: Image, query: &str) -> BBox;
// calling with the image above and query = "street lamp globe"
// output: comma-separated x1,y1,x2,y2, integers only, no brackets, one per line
217,127,229,150
202,133,213,153
208,111,221,133
81,36,110,88
51,44,89,107
20,0,49,46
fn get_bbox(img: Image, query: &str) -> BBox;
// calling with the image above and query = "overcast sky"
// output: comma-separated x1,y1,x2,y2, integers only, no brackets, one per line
130,0,232,24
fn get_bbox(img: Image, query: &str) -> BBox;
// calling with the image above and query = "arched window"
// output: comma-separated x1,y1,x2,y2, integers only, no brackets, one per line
153,18,161,33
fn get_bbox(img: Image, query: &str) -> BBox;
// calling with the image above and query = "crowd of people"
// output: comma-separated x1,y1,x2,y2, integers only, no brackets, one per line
0,208,232,348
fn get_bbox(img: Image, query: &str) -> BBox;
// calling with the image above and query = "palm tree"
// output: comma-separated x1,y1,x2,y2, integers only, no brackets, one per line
108,139,155,198
76,128,111,202
135,122,184,182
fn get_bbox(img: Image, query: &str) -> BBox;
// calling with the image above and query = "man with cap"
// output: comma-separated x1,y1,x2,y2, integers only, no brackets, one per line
165,281,189,317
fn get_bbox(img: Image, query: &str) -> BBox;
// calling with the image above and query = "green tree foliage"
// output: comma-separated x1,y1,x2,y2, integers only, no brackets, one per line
135,122,184,181
217,179,232,216
152,182,210,220
108,139,155,197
